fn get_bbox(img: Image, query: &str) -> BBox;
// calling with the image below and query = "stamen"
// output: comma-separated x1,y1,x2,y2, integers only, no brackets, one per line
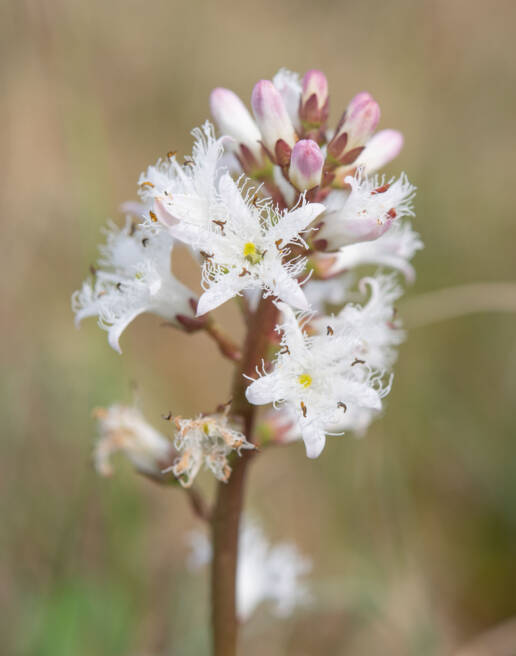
371,183,391,195
337,401,347,412
300,401,307,418
326,325,334,336
212,219,226,233
351,358,365,366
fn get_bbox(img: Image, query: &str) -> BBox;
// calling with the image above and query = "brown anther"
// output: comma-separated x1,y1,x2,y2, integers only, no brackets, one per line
116,282,122,291
162,411,173,421
387,208,397,219
251,193,260,206
140,181,155,188
142,238,149,247
212,219,226,233
275,239,284,252
238,267,251,277
129,221,137,236
280,345,290,355
184,157,194,167
149,210,158,222
167,150,177,159
300,401,307,418
326,325,334,336
351,358,366,367
371,183,391,195
337,401,347,412
200,250,214,261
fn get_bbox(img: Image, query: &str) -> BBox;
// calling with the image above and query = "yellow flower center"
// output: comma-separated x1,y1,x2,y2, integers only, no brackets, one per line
298,373,312,388
243,242,262,265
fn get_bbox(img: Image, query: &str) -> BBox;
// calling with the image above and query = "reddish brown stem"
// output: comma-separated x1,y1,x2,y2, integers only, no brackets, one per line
210,297,279,656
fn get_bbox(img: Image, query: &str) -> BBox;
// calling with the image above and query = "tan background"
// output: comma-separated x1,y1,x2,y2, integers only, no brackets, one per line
2,0,516,654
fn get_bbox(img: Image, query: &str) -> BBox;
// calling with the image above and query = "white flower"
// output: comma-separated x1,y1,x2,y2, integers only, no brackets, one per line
303,272,355,312
272,68,302,132
163,172,325,315
165,414,255,487
316,170,416,250
137,121,225,225
245,302,391,458
72,218,196,353
93,404,173,478
315,274,405,371
188,519,311,621
327,220,424,282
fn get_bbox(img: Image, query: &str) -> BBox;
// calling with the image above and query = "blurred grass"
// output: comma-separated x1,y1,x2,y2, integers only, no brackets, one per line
1,0,516,654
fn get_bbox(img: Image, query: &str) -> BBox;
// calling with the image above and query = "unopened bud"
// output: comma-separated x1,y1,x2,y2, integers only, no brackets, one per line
354,129,404,174
289,139,324,190
300,69,329,126
210,87,263,162
251,80,297,159
329,92,380,162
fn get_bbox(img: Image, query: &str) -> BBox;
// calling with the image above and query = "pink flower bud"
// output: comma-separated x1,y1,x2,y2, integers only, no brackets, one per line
251,80,297,156
289,139,324,190
300,70,329,126
355,129,404,173
329,92,380,162
210,87,262,160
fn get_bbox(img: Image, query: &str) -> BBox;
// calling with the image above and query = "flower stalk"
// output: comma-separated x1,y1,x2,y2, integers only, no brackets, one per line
211,296,278,656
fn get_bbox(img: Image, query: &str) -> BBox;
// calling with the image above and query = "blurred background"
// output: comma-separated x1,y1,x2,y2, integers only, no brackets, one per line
2,0,516,654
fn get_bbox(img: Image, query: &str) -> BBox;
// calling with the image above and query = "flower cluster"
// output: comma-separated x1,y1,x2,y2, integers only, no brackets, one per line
74,65,422,472
188,518,311,621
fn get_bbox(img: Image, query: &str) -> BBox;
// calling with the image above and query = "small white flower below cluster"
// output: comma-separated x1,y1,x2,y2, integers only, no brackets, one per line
188,518,311,621
93,404,174,478
166,413,255,487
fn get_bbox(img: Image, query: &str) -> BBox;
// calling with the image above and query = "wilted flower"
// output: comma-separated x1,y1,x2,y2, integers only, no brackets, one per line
165,413,255,487
93,404,174,478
